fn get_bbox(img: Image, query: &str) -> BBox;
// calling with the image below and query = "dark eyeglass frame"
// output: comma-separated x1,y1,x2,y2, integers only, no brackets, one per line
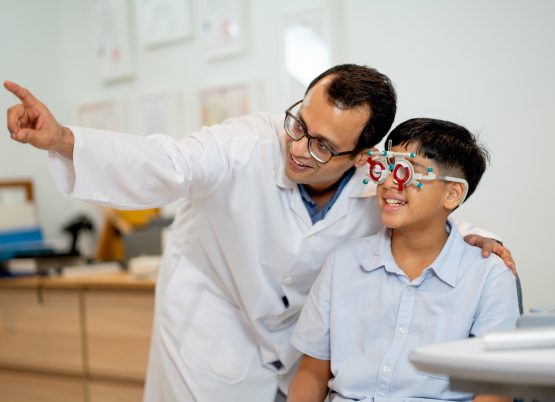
284,100,358,164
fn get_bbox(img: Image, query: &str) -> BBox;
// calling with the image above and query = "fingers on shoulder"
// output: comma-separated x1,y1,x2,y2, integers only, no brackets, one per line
464,234,480,246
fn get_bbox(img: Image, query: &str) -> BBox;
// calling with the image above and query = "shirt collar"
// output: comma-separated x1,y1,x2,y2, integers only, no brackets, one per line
298,167,355,205
298,167,356,224
361,219,464,288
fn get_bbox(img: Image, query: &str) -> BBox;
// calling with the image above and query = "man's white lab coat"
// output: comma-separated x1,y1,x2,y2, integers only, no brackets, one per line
48,113,489,401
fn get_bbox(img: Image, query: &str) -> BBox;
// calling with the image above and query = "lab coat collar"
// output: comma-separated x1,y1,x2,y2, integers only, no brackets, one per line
275,131,294,189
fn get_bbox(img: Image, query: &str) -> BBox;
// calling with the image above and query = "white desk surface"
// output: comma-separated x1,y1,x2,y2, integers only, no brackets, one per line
410,337,555,399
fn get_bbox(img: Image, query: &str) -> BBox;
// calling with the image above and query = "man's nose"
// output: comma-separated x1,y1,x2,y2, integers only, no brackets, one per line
290,135,311,157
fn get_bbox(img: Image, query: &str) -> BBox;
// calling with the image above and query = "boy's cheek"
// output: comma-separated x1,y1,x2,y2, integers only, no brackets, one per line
375,185,384,208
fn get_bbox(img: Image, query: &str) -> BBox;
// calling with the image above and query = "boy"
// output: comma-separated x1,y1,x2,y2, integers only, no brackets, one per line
287,118,519,402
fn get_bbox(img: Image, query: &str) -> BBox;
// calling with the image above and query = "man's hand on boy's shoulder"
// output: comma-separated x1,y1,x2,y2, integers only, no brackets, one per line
464,234,516,274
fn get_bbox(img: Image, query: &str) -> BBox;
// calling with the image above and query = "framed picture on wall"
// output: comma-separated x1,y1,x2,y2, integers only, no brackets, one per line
200,83,249,126
90,0,135,82
136,0,193,48
133,90,181,138
197,0,248,60
76,99,120,130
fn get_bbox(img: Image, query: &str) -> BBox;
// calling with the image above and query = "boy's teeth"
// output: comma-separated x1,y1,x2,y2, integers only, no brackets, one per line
385,198,406,205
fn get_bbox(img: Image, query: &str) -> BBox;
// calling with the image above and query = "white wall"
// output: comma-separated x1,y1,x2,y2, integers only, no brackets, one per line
0,0,77,247
1,0,554,309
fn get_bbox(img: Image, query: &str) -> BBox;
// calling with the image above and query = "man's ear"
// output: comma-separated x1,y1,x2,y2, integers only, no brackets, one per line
353,148,370,168
444,181,466,209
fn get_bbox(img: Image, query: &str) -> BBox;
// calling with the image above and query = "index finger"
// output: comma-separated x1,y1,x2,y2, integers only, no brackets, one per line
3,81,41,107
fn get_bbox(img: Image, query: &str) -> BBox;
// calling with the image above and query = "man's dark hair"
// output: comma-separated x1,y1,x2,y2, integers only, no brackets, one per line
386,118,490,201
306,64,397,151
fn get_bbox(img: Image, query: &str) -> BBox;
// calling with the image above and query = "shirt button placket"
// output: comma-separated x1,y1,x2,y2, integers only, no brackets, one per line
377,285,415,395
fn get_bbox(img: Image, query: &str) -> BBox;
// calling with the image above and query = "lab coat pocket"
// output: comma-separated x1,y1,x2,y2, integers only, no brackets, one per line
179,289,257,384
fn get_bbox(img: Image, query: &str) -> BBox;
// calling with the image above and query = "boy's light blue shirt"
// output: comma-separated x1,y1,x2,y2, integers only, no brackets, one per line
291,220,519,402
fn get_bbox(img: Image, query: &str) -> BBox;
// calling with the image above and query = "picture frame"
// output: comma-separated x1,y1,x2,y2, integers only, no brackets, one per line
90,0,135,82
199,83,250,126
136,0,193,48
133,90,182,139
76,99,120,131
197,0,248,60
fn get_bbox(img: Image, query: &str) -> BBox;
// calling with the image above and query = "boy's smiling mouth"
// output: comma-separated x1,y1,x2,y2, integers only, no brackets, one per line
384,198,406,206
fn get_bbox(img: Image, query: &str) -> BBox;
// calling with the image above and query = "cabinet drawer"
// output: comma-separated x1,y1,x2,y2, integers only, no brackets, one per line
89,379,144,402
85,290,153,380
0,288,83,373
0,369,85,402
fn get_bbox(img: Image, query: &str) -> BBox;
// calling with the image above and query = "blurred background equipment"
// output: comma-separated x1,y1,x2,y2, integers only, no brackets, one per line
95,207,170,267
0,180,87,276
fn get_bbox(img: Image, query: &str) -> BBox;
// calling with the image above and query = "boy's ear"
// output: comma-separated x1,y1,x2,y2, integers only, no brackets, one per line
444,181,466,209
353,148,370,168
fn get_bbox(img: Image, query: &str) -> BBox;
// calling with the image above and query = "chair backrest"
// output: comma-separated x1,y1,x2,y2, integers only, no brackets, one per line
0,180,49,261
515,274,524,315
0,180,37,229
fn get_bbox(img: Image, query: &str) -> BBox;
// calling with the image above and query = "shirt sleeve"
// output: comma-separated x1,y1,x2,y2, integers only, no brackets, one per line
470,262,520,337
290,253,335,360
48,119,255,209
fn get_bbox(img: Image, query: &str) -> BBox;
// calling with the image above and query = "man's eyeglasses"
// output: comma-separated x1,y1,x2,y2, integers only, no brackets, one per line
284,100,358,164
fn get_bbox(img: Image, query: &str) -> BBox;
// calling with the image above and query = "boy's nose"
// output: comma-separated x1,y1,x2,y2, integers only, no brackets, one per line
383,169,402,190
383,172,395,186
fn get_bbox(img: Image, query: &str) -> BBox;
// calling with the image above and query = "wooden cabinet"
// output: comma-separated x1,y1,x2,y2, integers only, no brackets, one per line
88,380,145,402
0,369,86,402
0,275,154,402
0,288,83,374
85,290,153,381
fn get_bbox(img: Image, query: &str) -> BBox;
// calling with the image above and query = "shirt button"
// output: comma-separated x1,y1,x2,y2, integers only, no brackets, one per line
398,327,406,335
382,366,390,373
282,276,294,285
306,235,314,241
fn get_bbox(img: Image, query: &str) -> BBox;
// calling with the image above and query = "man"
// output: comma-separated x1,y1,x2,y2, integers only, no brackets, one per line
4,64,514,402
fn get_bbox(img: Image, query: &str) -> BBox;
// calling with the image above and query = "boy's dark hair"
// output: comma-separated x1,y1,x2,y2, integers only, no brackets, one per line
306,64,397,152
386,118,490,201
